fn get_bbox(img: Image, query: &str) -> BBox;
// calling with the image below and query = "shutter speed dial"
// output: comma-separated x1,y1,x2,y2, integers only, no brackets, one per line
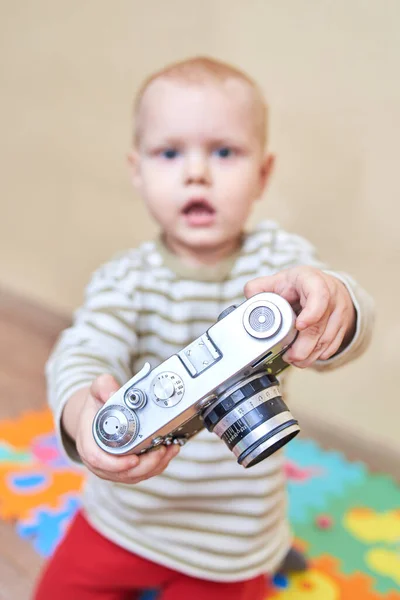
151,372,185,407
95,405,139,448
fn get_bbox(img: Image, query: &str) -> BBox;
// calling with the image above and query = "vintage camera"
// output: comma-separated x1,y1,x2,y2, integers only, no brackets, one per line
93,292,300,468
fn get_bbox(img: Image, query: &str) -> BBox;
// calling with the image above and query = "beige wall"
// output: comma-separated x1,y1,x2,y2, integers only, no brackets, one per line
1,1,399,460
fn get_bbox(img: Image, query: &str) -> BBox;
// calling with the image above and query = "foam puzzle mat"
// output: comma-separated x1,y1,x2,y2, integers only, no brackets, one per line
0,408,399,599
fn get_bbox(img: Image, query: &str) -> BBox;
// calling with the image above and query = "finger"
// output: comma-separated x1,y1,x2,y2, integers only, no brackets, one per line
244,273,301,306
152,444,181,472
77,424,141,473
90,374,121,403
284,330,323,367
284,311,330,364
244,274,282,298
80,445,140,474
317,298,355,360
295,277,332,331
84,465,120,482
291,316,347,367
291,308,341,366
81,448,157,483
306,293,350,361
319,324,347,360
312,305,344,353
245,270,332,331
290,345,327,368
126,444,181,481
118,445,169,480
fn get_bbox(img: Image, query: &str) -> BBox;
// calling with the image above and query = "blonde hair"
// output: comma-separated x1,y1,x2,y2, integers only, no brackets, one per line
133,56,268,147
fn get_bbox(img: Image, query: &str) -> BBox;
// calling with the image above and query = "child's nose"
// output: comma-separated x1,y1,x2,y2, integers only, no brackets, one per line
184,155,211,185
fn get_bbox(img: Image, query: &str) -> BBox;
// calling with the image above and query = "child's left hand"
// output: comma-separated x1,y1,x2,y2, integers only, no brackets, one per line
244,266,356,368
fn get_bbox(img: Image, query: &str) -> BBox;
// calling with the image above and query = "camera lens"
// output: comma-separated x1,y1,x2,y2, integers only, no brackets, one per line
202,373,299,468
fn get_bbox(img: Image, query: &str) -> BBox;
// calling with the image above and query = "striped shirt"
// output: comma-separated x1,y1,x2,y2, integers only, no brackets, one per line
47,220,374,582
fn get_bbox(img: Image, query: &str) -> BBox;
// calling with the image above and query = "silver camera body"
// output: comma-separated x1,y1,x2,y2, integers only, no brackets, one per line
93,292,300,468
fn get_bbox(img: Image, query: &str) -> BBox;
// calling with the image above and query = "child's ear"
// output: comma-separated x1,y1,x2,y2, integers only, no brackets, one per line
127,150,141,189
258,153,275,196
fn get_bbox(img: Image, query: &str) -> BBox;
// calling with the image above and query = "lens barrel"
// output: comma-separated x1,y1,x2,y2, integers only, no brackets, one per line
202,372,299,467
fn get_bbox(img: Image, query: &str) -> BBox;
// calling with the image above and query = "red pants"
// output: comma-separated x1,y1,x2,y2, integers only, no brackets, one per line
34,511,270,600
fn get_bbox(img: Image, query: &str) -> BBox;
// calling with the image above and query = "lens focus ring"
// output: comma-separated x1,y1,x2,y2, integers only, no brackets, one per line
201,371,300,468
203,374,278,431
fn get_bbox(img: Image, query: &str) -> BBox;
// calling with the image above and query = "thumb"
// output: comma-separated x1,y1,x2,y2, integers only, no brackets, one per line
90,374,121,405
244,273,283,299
244,271,303,308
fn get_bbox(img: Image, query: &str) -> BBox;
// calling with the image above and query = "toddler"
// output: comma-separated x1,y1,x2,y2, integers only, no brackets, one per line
34,56,374,600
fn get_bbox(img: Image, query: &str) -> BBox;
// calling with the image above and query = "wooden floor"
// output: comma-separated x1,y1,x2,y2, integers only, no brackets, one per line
0,289,69,600
0,287,398,599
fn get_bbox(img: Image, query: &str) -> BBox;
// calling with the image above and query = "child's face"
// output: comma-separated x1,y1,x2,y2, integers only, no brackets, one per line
130,79,273,258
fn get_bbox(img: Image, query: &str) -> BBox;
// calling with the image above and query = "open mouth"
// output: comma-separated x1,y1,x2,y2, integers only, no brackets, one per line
181,199,216,227
182,199,215,216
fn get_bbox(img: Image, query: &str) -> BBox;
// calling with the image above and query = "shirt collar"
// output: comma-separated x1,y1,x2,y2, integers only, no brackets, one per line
153,233,245,282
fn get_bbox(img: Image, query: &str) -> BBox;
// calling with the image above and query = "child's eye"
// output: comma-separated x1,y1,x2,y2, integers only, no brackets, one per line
214,147,234,158
161,148,179,159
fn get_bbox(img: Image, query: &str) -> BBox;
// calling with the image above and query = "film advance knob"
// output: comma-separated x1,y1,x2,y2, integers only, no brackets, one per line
153,378,175,401
217,305,237,321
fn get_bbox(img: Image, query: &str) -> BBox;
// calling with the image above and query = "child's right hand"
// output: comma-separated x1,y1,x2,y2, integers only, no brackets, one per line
74,374,180,484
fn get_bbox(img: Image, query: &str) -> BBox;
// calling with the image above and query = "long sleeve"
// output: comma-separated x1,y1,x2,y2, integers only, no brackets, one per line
42,227,375,582
270,225,375,370
46,253,140,460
